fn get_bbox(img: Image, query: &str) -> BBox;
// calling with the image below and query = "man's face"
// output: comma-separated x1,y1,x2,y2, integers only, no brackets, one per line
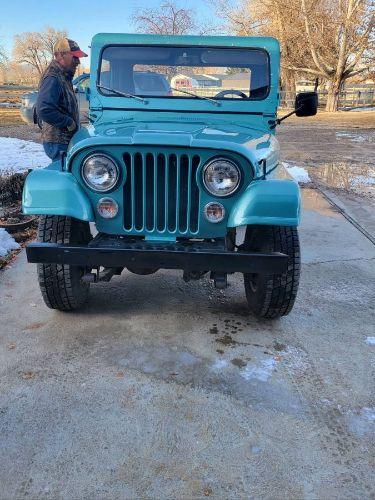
56,52,80,75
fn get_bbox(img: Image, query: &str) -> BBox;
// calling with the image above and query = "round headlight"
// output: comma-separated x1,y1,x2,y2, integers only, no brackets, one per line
82,154,119,192
203,158,241,197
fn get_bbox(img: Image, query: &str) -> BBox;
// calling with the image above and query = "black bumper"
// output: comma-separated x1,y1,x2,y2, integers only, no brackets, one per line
26,236,288,274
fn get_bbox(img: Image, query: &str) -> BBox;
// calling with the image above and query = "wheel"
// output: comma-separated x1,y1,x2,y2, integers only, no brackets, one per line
242,225,300,319
37,215,92,311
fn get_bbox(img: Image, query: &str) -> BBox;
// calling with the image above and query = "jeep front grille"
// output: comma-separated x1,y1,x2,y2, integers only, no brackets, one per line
123,152,201,235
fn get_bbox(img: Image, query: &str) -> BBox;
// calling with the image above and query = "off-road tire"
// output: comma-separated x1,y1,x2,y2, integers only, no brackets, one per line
242,225,300,319
37,215,92,311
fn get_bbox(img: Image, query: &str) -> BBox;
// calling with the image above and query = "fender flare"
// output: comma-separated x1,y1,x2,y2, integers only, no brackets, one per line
22,169,94,221
228,179,301,227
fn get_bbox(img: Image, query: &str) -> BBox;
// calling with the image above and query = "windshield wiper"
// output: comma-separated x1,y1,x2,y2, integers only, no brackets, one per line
169,87,221,106
97,84,148,104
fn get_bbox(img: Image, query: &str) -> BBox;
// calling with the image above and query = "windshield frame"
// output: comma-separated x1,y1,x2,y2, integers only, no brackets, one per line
97,44,271,102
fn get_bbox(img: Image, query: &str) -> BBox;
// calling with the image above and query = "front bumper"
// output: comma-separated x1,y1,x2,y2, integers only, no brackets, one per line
26,235,288,274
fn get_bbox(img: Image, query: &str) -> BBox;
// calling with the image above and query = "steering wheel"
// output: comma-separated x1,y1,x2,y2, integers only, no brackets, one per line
214,89,248,99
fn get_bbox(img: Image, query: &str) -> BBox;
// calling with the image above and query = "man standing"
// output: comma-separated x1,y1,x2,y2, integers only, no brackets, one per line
36,38,88,161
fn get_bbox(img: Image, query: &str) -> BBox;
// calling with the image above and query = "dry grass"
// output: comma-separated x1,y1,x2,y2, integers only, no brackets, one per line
0,108,24,126
0,88,28,103
282,110,375,128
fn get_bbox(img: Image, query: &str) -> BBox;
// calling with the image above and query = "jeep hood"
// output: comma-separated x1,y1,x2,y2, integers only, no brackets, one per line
68,119,279,168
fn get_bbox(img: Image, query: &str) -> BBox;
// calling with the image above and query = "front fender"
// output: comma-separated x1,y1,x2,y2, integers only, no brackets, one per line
228,179,301,227
22,169,94,221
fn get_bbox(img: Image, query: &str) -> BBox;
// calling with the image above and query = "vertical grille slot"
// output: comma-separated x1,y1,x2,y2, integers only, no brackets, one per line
123,150,200,235
179,155,189,233
123,153,132,230
134,153,143,230
167,154,177,232
156,154,166,231
190,155,200,232
145,153,154,231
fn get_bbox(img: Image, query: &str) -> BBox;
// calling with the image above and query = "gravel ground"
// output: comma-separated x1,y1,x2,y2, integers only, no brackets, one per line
0,124,41,143
0,189,374,498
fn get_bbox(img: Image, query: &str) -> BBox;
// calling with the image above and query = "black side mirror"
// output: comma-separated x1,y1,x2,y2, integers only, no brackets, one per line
295,92,318,117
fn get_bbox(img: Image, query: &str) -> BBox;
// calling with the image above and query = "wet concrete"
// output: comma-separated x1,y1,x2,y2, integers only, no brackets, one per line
280,124,375,240
0,188,374,498
307,162,375,197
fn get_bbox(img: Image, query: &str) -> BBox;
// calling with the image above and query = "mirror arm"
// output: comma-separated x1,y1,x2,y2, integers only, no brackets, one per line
270,106,302,129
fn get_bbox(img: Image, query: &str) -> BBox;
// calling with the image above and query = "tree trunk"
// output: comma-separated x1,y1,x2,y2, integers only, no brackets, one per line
284,69,296,93
325,80,342,112
280,68,296,109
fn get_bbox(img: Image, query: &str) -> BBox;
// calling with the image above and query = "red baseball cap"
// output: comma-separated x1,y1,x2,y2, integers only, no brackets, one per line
54,38,88,58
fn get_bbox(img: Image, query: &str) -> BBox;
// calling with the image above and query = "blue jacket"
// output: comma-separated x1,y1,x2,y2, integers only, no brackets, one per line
37,60,79,144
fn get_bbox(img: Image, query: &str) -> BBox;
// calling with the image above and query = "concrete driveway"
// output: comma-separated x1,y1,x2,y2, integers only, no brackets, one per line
0,188,374,499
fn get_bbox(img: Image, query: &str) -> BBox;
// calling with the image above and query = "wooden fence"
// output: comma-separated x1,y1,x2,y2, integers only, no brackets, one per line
279,89,375,110
0,85,37,108
1,84,374,111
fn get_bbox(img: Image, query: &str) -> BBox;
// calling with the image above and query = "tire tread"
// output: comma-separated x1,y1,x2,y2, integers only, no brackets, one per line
37,215,90,311
244,225,300,319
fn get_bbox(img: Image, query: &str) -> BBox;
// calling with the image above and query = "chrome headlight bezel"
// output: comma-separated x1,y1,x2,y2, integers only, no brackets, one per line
202,157,241,197
81,153,120,193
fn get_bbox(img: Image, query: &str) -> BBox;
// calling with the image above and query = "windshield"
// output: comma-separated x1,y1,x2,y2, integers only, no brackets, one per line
99,46,270,100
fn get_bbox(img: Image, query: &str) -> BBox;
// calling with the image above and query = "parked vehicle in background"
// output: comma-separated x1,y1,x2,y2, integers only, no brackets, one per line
23,33,318,317
20,73,90,125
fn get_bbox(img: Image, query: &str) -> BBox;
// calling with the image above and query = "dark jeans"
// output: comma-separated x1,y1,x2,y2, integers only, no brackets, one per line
43,142,68,161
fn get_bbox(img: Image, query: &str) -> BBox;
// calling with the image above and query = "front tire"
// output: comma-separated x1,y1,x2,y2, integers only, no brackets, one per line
242,225,300,319
37,215,92,311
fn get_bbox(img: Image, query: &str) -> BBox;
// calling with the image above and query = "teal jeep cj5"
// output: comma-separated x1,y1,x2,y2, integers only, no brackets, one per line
23,33,317,317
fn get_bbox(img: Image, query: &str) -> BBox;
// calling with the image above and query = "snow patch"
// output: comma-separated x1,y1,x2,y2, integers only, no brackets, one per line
348,106,375,112
365,337,375,345
240,358,276,382
362,407,375,421
336,131,368,143
352,174,375,187
0,137,49,174
0,228,20,257
282,161,311,184
211,359,229,371
347,407,375,437
0,102,20,108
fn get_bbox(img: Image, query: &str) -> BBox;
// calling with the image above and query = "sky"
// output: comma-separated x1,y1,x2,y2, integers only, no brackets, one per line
0,0,221,63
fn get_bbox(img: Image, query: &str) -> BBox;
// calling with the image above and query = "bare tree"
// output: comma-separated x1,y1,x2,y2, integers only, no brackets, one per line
296,0,375,111
213,0,310,92
39,26,68,58
13,26,68,76
0,45,8,84
0,44,7,65
214,0,374,111
133,0,198,34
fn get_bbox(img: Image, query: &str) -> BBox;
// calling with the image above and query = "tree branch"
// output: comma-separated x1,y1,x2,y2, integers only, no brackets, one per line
285,65,327,77
300,0,333,76
344,66,369,78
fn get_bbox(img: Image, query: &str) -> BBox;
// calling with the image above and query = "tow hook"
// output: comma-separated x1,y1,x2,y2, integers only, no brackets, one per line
211,272,228,289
